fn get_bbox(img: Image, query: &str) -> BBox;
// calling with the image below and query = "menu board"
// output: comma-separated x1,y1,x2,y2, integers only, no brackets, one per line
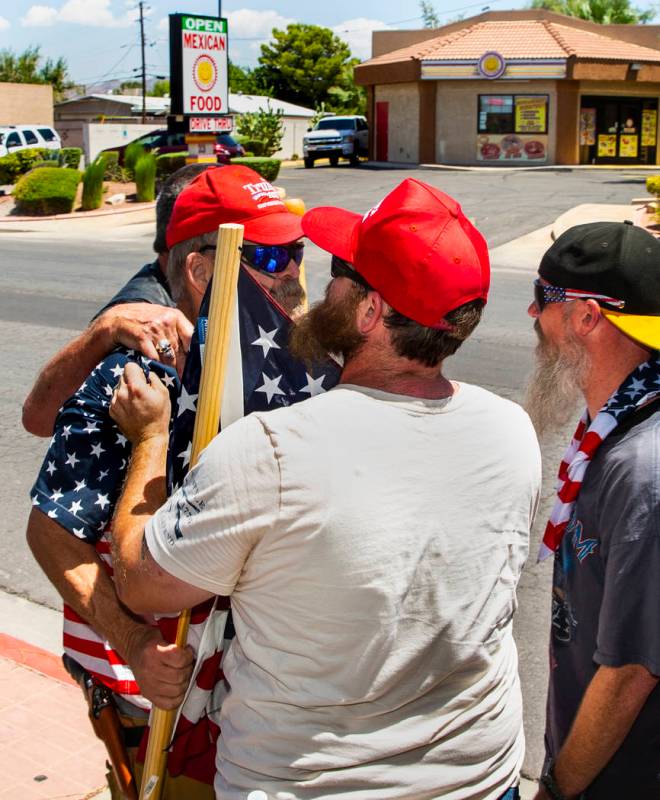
579,108,596,146
477,134,548,161
597,135,617,158
642,109,657,147
515,97,547,133
619,135,638,158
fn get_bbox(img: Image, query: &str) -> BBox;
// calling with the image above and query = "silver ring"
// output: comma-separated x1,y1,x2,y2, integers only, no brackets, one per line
156,338,175,358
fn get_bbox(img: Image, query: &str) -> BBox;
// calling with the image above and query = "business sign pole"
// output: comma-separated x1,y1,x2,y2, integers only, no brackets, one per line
168,13,232,160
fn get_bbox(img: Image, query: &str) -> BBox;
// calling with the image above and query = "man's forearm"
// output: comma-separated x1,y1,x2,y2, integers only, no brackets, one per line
22,317,115,437
552,663,658,796
111,432,169,608
26,509,148,660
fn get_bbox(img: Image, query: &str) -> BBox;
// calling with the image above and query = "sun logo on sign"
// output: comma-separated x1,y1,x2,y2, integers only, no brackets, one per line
193,54,218,92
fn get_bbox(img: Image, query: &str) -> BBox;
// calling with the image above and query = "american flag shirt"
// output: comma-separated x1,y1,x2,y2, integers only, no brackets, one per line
31,349,180,709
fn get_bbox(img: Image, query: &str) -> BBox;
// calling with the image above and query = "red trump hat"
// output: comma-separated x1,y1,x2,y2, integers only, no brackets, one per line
302,178,490,327
166,165,304,249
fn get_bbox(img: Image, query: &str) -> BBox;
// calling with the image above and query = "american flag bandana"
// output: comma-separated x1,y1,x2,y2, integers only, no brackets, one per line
149,266,341,782
539,353,660,561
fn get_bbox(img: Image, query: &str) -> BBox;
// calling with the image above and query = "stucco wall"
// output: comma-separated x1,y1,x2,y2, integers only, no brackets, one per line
434,80,559,165
375,83,420,163
0,82,53,126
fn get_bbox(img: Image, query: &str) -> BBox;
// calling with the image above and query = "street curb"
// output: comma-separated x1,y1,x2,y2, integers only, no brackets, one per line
0,201,155,226
0,632,73,685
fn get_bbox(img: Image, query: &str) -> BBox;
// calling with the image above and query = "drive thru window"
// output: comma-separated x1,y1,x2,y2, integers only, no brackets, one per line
579,96,658,165
477,95,549,162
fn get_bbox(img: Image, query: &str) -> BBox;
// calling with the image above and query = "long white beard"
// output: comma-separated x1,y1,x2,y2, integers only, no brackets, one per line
524,322,590,439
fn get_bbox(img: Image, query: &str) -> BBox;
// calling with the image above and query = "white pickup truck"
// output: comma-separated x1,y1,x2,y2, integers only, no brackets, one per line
302,115,369,168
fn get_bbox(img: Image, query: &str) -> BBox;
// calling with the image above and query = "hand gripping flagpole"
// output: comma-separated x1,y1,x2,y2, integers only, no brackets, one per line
140,222,244,800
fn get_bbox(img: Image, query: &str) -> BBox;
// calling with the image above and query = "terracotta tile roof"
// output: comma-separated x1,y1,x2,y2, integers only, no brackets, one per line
362,19,660,65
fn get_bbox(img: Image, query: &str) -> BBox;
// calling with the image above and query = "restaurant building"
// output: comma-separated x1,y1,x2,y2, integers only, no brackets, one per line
354,10,660,166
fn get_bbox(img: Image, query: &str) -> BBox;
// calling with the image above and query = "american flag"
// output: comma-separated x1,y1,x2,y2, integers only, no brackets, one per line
148,266,341,784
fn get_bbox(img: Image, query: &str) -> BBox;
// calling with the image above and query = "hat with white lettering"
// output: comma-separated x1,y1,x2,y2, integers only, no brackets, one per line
302,178,490,327
166,165,303,248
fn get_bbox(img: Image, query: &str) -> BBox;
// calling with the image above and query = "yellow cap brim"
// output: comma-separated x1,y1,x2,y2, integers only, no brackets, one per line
602,309,660,350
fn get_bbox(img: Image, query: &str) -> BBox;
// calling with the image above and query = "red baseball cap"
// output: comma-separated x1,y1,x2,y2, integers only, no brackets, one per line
302,178,490,327
166,165,304,249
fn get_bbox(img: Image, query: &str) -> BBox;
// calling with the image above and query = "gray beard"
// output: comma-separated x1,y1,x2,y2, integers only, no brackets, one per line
270,278,306,316
524,322,589,439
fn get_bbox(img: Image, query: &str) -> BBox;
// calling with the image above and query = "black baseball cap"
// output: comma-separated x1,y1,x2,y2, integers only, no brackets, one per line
539,220,660,350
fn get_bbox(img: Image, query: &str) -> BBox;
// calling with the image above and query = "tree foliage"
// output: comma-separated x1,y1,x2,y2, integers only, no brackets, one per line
420,1,441,28
530,0,655,23
228,60,272,96
257,24,355,111
0,46,71,100
151,79,170,97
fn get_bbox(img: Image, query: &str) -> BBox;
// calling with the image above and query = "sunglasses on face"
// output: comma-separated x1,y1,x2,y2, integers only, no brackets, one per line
330,255,374,291
199,242,305,274
533,278,626,312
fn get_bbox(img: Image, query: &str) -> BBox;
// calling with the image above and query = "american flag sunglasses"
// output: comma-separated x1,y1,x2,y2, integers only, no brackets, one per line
533,279,626,312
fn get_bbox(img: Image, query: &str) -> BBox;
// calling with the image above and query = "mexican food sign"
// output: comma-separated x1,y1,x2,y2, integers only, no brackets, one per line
170,14,228,116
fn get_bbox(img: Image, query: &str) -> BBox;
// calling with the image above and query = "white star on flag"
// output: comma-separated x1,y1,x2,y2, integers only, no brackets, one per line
31,495,39,506
116,433,128,447
300,373,326,397
162,374,175,388
65,452,80,468
79,382,87,392
62,426,72,440
84,421,99,435
625,376,648,399
177,386,198,417
94,493,110,510
50,488,63,502
73,528,86,539
47,509,58,519
103,384,114,397
74,479,86,492
98,469,109,480
90,442,105,458
46,460,57,476
251,326,280,357
256,372,285,404
177,441,192,468
110,364,124,378
69,500,83,515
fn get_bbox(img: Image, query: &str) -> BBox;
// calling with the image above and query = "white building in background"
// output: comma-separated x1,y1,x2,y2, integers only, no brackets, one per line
54,93,315,163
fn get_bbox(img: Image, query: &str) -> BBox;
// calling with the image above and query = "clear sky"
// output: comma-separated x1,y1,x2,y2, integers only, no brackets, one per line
2,0,659,86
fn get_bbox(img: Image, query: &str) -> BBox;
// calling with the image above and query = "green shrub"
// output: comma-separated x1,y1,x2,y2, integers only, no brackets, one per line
101,151,122,181
240,138,267,157
60,147,82,169
135,153,157,202
646,176,660,196
31,160,60,171
155,152,188,178
236,103,284,157
0,148,51,184
13,167,81,216
230,157,281,182
124,142,146,179
82,157,106,211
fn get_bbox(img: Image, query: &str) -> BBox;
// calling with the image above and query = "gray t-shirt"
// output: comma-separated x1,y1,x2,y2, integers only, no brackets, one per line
545,401,660,798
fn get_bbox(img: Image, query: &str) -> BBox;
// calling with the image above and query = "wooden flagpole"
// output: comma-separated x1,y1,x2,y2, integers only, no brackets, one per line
140,222,245,800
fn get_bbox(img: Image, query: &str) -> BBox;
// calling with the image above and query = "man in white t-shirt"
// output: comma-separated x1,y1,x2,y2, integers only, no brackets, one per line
109,178,541,800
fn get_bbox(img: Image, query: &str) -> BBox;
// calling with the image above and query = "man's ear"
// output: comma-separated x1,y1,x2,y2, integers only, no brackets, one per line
573,298,603,337
184,252,212,297
356,291,384,335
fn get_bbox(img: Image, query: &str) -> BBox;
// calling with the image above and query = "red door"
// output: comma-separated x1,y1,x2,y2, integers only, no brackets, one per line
376,102,389,162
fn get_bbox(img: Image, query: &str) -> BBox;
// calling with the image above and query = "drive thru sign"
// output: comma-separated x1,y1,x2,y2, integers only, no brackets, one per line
169,14,229,116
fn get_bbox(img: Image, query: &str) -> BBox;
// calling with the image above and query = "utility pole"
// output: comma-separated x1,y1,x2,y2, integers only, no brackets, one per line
218,1,222,17
139,0,146,123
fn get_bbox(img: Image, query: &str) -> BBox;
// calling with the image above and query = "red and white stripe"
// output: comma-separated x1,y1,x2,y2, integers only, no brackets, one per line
63,525,229,786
